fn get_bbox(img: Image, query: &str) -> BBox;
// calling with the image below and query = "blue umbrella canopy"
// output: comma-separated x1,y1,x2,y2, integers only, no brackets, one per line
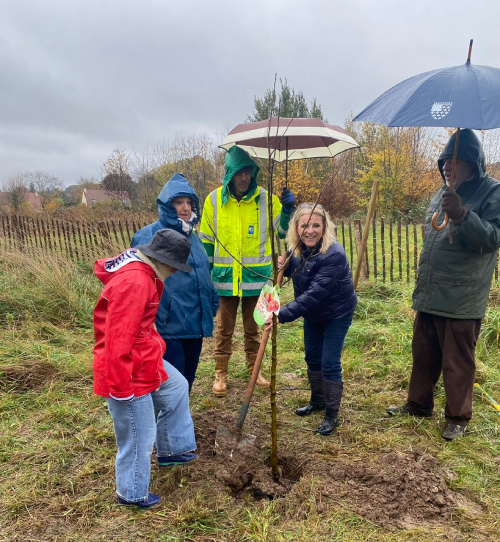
353,61,500,130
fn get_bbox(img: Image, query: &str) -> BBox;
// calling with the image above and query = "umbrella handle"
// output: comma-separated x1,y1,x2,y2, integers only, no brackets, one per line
432,211,449,231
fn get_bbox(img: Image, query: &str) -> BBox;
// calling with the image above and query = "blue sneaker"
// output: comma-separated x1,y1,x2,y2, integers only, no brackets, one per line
157,452,198,467
117,493,161,509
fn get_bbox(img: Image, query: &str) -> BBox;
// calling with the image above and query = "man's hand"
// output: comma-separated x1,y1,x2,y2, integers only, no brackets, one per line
281,188,296,215
442,191,467,224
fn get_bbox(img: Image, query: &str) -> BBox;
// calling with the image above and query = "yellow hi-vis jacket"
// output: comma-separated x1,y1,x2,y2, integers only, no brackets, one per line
200,187,289,297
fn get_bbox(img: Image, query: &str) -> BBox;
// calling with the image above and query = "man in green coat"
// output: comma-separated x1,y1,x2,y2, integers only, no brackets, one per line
388,129,500,441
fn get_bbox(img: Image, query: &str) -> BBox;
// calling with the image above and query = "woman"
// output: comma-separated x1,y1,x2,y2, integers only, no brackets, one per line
270,203,357,436
132,173,219,392
93,229,197,509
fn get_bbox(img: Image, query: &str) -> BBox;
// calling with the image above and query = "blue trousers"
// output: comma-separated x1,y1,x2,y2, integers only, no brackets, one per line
303,316,353,381
105,361,196,503
164,338,203,392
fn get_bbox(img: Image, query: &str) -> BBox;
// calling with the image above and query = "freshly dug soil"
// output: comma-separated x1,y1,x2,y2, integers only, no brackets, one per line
182,412,483,531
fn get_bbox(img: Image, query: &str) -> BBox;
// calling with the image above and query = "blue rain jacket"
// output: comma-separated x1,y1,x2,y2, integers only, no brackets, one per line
131,173,219,339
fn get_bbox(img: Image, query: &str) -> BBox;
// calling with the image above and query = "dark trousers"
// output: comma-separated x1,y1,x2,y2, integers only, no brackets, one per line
164,338,203,393
408,311,481,425
303,316,353,381
214,296,260,359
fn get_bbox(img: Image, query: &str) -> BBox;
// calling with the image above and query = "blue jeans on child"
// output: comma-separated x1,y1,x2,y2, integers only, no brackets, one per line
105,360,196,503
303,315,353,381
164,338,203,392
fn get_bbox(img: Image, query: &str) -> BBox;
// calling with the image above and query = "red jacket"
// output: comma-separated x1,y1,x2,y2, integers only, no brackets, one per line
93,249,168,399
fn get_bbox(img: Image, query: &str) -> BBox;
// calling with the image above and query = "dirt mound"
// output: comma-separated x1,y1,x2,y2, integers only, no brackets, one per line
312,450,483,530
187,412,483,532
0,359,60,392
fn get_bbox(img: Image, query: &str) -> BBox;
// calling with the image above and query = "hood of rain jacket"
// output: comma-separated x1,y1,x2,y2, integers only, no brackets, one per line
413,129,500,319
131,173,219,338
222,146,260,206
93,249,168,399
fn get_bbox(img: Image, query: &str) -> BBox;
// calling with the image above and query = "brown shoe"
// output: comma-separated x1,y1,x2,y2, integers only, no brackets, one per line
212,356,229,397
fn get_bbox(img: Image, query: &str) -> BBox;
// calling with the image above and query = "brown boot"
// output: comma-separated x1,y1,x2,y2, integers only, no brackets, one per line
247,355,269,388
212,356,229,397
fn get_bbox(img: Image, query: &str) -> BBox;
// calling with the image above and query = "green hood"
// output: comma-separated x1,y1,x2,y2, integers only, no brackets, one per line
437,129,487,183
222,146,260,205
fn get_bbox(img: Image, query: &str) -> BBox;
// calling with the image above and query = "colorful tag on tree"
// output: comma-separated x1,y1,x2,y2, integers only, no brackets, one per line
254,283,280,325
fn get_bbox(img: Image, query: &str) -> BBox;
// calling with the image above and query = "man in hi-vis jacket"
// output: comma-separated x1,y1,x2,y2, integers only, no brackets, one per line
200,146,295,396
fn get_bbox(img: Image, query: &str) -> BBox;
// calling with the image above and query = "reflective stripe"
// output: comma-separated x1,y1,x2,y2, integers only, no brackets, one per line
241,282,267,290
278,225,286,236
273,213,281,229
213,282,233,290
242,255,273,264
199,232,214,242
211,190,220,260
259,188,267,262
214,256,234,265
207,256,214,263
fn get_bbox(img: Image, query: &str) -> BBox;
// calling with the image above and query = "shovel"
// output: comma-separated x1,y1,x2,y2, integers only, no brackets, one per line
214,327,271,458
214,266,285,458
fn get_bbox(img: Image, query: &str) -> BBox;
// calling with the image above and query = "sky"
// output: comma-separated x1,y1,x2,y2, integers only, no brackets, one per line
1,0,499,187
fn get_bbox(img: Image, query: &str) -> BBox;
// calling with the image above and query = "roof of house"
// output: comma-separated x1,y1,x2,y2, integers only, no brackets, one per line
82,189,130,205
0,192,42,209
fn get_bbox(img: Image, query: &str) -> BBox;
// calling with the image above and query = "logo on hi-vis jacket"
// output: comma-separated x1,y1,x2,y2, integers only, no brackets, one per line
248,225,254,235
431,102,452,120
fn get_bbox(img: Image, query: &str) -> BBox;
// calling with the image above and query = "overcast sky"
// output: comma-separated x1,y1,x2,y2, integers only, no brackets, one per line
1,0,499,187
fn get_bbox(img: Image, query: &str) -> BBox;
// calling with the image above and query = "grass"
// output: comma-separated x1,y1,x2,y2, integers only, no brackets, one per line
1,248,500,541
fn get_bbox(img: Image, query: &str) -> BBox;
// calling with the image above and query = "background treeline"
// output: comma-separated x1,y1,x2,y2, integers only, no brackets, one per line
3,82,500,220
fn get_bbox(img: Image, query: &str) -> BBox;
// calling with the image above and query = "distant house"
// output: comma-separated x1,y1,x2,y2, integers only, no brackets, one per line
0,192,42,210
81,188,130,207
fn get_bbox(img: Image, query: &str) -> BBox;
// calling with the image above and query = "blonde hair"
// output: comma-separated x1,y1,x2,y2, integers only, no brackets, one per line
286,203,336,257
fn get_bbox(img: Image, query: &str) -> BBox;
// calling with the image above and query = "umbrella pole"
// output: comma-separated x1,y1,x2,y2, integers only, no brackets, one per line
432,128,461,231
285,136,289,188
353,179,380,290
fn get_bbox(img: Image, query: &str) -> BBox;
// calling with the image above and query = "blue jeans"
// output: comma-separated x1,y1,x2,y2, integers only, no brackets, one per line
303,316,353,381
164,338,203,392
105,361,196,503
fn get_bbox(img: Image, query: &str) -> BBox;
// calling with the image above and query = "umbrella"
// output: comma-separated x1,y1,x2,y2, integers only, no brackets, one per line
351,40,500,287
353,40,500,228
219,116,359,186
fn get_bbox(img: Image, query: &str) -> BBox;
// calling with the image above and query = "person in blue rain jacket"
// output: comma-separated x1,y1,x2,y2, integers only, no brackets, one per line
132,173,219,391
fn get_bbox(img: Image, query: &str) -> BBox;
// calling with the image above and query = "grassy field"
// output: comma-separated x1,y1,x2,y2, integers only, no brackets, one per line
1,249,500,541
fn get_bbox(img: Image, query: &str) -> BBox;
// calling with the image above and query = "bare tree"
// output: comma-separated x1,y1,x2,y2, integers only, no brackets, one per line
2,173,29,211
22,170,63,207
101,147,136,206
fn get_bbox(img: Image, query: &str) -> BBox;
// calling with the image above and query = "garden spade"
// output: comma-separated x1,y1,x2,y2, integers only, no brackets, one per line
214,327,271,459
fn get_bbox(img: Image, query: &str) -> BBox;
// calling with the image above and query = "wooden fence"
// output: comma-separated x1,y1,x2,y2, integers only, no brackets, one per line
1,214,498,284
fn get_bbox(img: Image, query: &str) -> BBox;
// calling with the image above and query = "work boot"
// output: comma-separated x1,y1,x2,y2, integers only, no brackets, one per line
442,423,466,441
295,370,326,416
247,355,269,388
316,380,343,436
212,356,229,397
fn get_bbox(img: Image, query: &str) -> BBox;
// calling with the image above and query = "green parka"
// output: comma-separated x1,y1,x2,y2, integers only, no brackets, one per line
412,129,500,319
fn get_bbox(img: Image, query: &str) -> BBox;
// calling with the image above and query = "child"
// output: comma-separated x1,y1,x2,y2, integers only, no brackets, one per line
93,228,197,509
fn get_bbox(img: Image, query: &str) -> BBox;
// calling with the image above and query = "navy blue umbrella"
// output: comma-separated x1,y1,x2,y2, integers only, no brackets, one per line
353,40,500,231
353,45,500,130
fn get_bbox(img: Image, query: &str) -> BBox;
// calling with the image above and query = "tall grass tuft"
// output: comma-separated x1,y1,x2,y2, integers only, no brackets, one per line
0,248,100,329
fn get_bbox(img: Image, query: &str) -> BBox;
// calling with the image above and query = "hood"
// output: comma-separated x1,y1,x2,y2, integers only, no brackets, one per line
222,146,260,205
157,173,200,232
94,249,152,285
438,129,486,183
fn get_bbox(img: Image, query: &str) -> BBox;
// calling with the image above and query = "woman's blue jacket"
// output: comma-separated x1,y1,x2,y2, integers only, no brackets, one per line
278,242,357,324
131,173,219,339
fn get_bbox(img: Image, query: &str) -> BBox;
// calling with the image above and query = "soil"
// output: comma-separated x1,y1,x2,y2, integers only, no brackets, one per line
185,411,484,532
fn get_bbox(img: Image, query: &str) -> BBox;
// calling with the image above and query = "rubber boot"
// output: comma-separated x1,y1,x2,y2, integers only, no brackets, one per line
212,356,229,397
247,355,269,388
316,380,343,436
295,370,326,416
